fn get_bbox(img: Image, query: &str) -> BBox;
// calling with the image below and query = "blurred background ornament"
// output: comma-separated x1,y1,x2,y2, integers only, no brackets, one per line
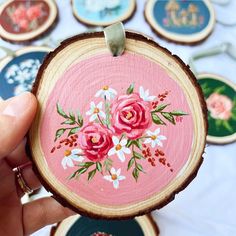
0,0,58,43
71,0,136,26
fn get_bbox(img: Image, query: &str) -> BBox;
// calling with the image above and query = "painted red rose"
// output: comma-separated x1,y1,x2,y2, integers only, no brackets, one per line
27,5,42,21
78,123,113,162
111,93,152,139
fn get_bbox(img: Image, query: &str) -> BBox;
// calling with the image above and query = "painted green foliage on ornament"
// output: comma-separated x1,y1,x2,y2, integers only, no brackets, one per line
199,77,236,137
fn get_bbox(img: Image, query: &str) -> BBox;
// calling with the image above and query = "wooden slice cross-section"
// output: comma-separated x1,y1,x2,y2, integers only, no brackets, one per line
51,214,159,236
28,31,207,219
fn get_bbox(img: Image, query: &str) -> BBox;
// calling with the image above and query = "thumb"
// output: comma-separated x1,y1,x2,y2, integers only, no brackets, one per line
0,92,37,159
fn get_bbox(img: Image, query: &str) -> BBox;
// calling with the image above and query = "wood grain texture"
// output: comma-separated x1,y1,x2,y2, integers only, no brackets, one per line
27,31,207,219
51,214,159,236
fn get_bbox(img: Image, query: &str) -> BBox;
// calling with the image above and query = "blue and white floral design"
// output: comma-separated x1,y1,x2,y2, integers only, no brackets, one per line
5,59,41,96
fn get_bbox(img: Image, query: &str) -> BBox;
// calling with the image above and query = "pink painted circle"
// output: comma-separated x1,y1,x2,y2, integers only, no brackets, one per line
40,52,194,206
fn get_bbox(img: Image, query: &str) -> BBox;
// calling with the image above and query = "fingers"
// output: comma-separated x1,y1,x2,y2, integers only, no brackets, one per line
0,92,37,160
23,197,75,235
16,164,41,198
6,138,29,168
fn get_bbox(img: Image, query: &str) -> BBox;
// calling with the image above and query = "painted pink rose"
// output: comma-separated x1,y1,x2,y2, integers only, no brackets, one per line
27,5,42,21
78,123,113,162
18,19,29,30
111,93,152,140
11,6,27,24
206,93,233,120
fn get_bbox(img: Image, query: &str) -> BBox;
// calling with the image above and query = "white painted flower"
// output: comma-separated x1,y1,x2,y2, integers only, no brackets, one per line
61,149,84,170
103,167,125,189
144,128,167,148
20,59,35,69
86,101,106,122
95,85,117,100
139,86,156,101
5,64,19,79
108,136,131,162
14,84,31,96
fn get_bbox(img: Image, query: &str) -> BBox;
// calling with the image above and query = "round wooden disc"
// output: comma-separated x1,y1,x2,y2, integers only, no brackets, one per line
198,73,236,144
71,0,136,27
28,31,207,219
144,0,215,45
51,214,159,236
0,46,51,100
0,0,58,43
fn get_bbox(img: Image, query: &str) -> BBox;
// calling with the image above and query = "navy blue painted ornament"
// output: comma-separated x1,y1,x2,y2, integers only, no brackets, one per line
145,0,215,45
51,214,159,236
0,46,51,100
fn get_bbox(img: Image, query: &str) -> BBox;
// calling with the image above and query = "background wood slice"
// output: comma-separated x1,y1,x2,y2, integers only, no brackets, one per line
144,0,215,45
71,0,136,27
0,0,58,44
27,31,207,219
51,214,159,236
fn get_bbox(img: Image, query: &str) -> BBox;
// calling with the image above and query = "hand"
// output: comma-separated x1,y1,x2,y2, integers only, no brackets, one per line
0,92,74,236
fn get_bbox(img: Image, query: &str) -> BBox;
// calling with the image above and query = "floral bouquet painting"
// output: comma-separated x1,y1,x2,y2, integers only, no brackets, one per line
51,84,188,189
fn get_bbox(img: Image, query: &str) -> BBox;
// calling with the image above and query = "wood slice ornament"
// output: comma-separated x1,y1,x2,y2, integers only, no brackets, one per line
71,0,136,27
51,214,159,236
189,43,236,144
144,0,215,45
198,74,236,144
28,23,207,219
0,46,51,100
0,0,58,43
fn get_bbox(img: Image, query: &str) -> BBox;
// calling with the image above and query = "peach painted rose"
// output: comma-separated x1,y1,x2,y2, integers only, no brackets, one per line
78,123,113,161
206,93,233,120
111,93,152,139
27,5,42,21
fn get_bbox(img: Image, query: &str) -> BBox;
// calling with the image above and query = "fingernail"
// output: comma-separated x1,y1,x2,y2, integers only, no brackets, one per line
2,92,32,117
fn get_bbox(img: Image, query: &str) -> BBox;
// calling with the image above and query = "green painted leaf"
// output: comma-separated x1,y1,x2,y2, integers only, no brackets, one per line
132,168,139,182
126,139,133,148
127,158,135,170
69,112,75,121
54,128,65,141
61,119,76,125
126,83,134,95
133,151,144,159
88,169,97,181
56,103,68,118
223,121,233,132
161,112,176,125
152,113,166,125
126,140,142,149
96,162,102,172
214,86,226,94
77,168,87,176
153,103,170,112
68,127,80,136
170,110,188,116
105,102,111,127
136,163,145,173
77,111,83,126
103,158,113,172
78,162,94,168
